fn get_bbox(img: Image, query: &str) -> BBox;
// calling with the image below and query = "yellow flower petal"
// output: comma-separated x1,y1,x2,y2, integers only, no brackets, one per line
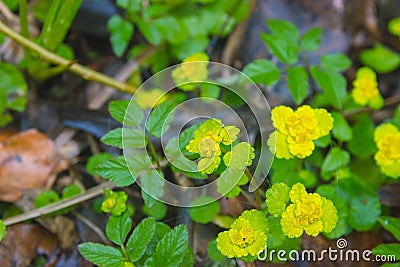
271,106,294,134
314,108,334,137
220,126,240,145
374,123,399,142
267,131,292,159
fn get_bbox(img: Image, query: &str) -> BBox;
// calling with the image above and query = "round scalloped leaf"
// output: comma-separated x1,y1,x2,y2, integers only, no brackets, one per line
265,183,290,217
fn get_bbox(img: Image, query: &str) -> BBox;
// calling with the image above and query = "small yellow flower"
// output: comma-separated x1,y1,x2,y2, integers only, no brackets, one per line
172,52,209,91
134,88,167,109
186,119,240,174
101,190,128,216
281,183,338,238
374,123,400,178
267,105,333,159
216,209,268,259
351,67,383,109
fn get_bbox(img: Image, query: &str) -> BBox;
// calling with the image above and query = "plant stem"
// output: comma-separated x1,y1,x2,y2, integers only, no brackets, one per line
146,135,161,169
343,95,400,118
18,0,29,38
245,168,262,209
0,20,137,94
239,188,259,209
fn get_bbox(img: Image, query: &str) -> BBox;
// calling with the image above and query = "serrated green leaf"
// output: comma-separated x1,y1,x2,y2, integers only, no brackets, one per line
332,112,353,141
266,19,299,43
109,100,144,127
379,216,400,241
165,137,198,173
321,147,350,173
287,65,308,104
78,242,124,267
348,114,376,158
360,44,400,74
108,15,134,57
189,196,220,224
261,33,299,64
101,128,146,149
146,100,175,138
140,222,171,264
179,246,195,267
125,151,152,176
86,153,113,176
137,20,164,46
321,53,351,72
116,0,141,11
141,169,165,205
242,59,280,86
152,225,189,267
126,217,156,261
372,244,400,260
310,66,347,109
96,156,135,186
106,212,132,246
300,27,323,51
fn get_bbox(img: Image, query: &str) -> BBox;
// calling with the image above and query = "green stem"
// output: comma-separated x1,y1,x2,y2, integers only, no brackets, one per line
18,0,30,61
120,243,131,262
146,135,161,169
0,20,137,93
245,168,262,209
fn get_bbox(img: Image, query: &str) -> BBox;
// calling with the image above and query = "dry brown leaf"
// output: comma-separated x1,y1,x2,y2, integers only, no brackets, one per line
0,223,60,267
0,129,69,202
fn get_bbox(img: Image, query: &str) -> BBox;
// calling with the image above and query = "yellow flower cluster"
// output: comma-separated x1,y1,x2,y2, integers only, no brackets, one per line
216,209,268,259
374,123,400,178
186,119,239,174
267,105,333,159
351,67,383,109
281,183,338,238
172,52,209,91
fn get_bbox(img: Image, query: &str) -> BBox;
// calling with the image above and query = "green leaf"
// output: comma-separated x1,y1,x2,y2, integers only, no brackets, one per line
146,100,175,138
207,239,225,261
266,19,299,43
189,196,220,224
321,147,350,173
379,216,400,241
266,183,290,217
96,156,135,186
61,184,81,199
141,169,165,205
0,62,27,112
106,212,132,245
331,112,353,141
178,246,195,267
140,222,171,264
261,33,298,64
101,128,146,149
165,137,198,174
321,53,351,72
117,0,141,11
143,200,167,220
3,0,18,11
86,153,113,176
223,142,254,170
242,59,280,86
78,242,124,267
372,244,400,260
152,225,189,267
200,83,220,100
314,134,331,148
287,65,308,104
348,114,376,158
310,66,347,109
137,20,164,46
0,220,5,242
108,15,134,57
126,217,156,261
388,17,400,37
360,44,400,74
300,27,323,51
34,190,60,208
348,193,381,231
109,100,144,127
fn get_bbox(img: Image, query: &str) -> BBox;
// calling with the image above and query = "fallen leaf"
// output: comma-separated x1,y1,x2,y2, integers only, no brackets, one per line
0,223,60,267
0,129,69,202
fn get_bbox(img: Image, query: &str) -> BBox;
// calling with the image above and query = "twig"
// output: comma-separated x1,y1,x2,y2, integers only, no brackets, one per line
343,94,400,118
0,20,136,94
72,211,111,246
3,181,115,226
